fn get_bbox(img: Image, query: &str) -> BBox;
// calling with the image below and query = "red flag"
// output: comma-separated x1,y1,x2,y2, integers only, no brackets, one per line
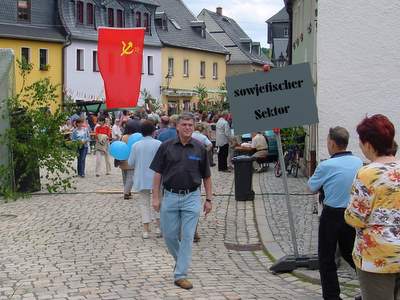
98,28,145,109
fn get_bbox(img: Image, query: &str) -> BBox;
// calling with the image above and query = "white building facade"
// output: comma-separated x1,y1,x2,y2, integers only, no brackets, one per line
60,0,162,106
287,0,400,165
64,41,162,103
317,1,400,159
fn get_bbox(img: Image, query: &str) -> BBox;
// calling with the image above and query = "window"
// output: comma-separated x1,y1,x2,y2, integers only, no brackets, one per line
76,49,84,71
39,49,48,70
117,9,124,27
183,100,190,112
147,56,153,75
93,50,99,72
170,18,181,30
17,0,30,21
21,47,30,64
144,13,150,34
108,8,114,27
76,1,84,24
283,27,289,37
87,3,94,25
168,58,174,76
135,12,141,27
200,61,206,78
183,59,189,77
212,63,218,79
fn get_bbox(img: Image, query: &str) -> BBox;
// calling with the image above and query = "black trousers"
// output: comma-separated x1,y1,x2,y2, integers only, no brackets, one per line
319,205,356,300
218,143,229,171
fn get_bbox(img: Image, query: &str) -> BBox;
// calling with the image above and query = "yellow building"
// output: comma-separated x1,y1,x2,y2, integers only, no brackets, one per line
155,0,228,114
0,0,65,111
0,40,64,111
161,47,227,113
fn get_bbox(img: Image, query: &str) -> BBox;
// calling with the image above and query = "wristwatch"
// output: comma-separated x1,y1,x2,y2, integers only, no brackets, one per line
206,199,212,202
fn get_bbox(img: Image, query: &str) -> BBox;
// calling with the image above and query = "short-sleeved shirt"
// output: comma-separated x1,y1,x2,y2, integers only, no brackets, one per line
251,134,268,151
158,128,177,142
308,152,363,208
345,161,400,273
150,137,211,190
192,131,212,147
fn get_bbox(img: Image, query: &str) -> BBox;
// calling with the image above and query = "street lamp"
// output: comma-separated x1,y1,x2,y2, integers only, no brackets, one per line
276,52,287,68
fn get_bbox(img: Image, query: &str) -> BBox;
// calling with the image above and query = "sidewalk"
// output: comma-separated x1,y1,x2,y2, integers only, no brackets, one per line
253,167,360,298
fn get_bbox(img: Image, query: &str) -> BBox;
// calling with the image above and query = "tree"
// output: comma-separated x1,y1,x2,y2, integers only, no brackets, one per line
262,47,271,59
141,89,161,113
0,59,77,200
194,84,208,112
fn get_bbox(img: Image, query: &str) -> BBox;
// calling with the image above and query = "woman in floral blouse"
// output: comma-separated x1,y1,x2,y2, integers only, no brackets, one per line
345,114,400,300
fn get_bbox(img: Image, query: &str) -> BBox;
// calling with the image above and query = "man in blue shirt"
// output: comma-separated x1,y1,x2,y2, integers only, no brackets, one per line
158,115,178,142
308,126,363,300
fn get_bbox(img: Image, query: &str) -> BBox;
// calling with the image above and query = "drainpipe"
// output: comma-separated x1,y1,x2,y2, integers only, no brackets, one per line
58,0,72,111
285,0,293,65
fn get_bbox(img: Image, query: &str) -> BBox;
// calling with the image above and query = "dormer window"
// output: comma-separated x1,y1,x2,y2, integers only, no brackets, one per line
155,12,168,31
87,3,94,26
17,0,31,22
108,8,114,27
135,12,141,27
284,28,289,37
144,12,151,34
117,9,124,27
76,1,84,24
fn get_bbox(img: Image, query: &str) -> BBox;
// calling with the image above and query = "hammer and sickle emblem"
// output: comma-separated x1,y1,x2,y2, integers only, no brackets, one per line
121,41,134,56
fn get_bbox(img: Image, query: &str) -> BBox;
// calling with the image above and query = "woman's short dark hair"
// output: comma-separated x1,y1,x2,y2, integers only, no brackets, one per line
141,120,155,137
356,114,395,156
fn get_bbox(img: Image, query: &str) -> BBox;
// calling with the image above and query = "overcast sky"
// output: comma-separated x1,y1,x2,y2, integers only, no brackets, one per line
182,0,285,48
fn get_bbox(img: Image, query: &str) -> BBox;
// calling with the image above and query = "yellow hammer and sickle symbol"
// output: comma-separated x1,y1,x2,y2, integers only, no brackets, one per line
121,41,134,56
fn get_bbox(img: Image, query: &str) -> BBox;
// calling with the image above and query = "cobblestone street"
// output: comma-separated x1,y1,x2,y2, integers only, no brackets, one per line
0,154,355,300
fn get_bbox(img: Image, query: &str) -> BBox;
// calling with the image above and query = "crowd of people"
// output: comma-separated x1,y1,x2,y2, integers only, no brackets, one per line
63,109,399,297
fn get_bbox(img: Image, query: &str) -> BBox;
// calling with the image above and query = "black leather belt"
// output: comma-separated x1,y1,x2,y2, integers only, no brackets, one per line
164,186,198,194
323,204,346,210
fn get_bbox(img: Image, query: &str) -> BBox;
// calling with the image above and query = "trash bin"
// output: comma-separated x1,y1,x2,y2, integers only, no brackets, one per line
232,155,255,201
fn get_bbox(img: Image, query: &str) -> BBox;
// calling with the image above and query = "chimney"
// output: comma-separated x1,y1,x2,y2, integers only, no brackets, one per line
216,7,222,16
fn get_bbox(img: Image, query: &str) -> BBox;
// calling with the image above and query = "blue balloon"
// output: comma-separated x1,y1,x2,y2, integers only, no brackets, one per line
127,132,143,149
109,141,130,160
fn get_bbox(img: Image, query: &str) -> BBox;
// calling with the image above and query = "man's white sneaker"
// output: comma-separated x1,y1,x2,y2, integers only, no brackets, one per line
155,228,162,238
142,231,149,239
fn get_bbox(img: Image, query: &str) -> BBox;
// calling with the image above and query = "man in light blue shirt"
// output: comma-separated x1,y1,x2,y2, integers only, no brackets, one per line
128,120,162,239
308,126,363,300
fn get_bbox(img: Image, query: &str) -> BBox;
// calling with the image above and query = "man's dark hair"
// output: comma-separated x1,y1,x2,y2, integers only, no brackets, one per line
141,120,155,137
328,126,349,149
98,116,105,123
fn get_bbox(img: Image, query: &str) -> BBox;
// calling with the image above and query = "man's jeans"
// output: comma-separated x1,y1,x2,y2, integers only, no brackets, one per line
77,146,88,176
160,189,201,280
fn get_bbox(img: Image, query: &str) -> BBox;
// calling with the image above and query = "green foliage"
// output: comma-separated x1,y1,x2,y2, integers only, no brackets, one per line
280,126,307,151
194,84,208,112
194,83,229,113
262,47,271,59
141,89,161,113
0,60,77,200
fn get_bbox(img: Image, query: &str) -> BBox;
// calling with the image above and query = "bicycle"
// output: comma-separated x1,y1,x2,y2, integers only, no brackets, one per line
274,144,302,177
